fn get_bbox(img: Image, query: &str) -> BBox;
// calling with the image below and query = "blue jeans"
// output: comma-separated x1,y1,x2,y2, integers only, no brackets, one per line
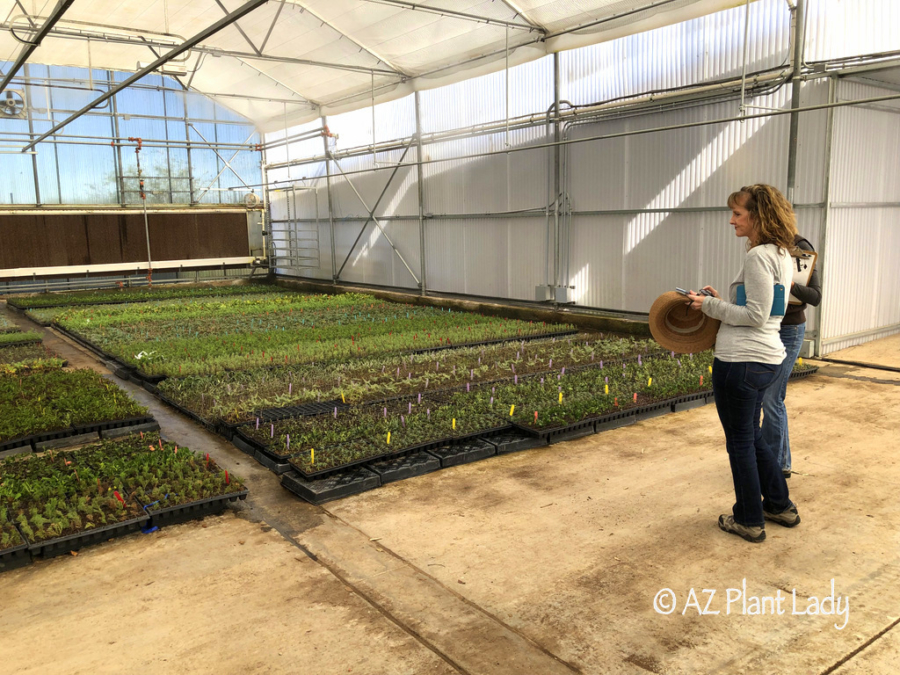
761,322,806,471
712,359,792,527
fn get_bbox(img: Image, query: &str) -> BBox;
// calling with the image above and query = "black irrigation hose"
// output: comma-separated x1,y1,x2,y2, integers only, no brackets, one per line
818,358,900,374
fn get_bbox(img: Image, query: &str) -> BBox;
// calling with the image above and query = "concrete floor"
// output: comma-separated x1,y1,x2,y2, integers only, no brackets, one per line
2,302,899,675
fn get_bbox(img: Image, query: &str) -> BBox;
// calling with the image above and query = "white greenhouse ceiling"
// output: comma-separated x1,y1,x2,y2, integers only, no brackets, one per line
1,0,743,131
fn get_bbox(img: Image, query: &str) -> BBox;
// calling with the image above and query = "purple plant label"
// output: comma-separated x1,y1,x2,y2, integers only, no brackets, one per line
270,424,274,438
540,377,544,384
401,415,406,427
408,402,412,414
638,355,643,366
289,383,292,395
490,397,494,406
418,393,422,403
427,409,430,419
605,376,609,384
600,360,603,369
256,417,260,430
549,358,553,368
334,407,338,418
286,434,290,450
561,367,565,375
384,407,387,418
514,375,517,384
467,382,470,392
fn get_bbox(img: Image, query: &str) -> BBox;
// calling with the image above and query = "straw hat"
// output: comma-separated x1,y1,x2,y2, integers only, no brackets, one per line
648,291,720,354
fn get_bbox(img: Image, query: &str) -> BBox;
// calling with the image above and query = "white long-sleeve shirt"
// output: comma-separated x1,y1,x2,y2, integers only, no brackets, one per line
701,243,794,365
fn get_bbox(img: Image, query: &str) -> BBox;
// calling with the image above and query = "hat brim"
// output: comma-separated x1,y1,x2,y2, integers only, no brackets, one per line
649,291,720,354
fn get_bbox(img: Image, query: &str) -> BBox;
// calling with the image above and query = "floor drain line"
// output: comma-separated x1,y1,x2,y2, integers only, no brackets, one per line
818,615,900,675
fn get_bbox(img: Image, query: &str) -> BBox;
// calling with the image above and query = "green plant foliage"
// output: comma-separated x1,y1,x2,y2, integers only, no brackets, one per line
240,350,716,473
0,314,19,334
158,333,662,425
0,331,42,347
6,283,278,310
0,369,147,443
0,433,244,544
56,293,574,377
0,344,65,375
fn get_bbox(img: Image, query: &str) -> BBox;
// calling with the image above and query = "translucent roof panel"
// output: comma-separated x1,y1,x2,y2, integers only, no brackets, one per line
0,0,740,131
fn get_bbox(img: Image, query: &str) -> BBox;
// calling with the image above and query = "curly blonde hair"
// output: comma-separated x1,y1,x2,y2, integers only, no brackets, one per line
727,184,799,254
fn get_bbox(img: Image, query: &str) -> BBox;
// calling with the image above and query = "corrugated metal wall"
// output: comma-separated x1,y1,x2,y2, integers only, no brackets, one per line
820,80,900,354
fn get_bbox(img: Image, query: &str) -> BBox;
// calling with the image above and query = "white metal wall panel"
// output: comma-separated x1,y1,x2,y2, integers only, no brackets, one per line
566,87,791,213
419,57,554,135
805,0,900,63
830,81,900,204
328,147,419,219
327,95,417,152
425,217,547,301
422,127,551,215
568,215,626,308
821,208,900,354
332,219,420,289
793,79,830,206
561,0,791,106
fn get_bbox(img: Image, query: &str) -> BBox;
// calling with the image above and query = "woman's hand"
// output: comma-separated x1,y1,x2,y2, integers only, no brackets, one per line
701,285,720,298
686,291,706,310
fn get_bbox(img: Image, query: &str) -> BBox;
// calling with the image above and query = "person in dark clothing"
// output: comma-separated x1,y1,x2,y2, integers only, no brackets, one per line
761,234,822,477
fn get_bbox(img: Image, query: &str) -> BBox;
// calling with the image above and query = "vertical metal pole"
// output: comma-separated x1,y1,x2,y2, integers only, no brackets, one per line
414,90,427,295
322,116,337,282
261,145,272,268
738,0,751,116
161,83,174,203
814,75,836,358
785,0,806,203
553,52,561,291
183,91,195,204
46,80,63,202
23,65,41,206
110,74,127,207
107,71,122,204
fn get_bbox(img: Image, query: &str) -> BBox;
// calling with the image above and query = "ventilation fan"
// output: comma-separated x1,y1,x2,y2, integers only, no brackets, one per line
1,90,26,118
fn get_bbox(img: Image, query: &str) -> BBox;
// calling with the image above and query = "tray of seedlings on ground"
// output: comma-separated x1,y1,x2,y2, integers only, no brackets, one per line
0,313,20,334
0,330,43,349
0,432,246,563
0,368,150,452
790,359,818,379
157,332,663,428
7,282,278,311
0,343,66,376
53,291,576,381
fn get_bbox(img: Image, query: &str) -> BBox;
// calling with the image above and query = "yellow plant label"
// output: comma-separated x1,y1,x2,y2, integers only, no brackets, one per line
648,377,652,387
311,448,315,464
708,365,713,374
604,384,609,395
558,392,563,403
387,432,391,444
341,392,346,403
452,418,456,430
509,405,515,416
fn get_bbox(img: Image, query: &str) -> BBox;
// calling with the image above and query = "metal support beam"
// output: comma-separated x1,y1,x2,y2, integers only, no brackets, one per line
21,0,272,152
785,0,806,202
814,75,836,358
322,117,337,282
0,0,76,95
293,2,409,77
497,0,547,32
552,52,561,290
259,0,286,54
358,0,538,31
414,90,427,295
334,139,415,281
191,127,258,202
332,154,420,286
214,0,261,55
23,64,41,206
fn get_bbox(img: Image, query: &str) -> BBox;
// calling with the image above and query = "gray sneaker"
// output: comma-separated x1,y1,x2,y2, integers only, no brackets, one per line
764,503,801,528
718,515,766,543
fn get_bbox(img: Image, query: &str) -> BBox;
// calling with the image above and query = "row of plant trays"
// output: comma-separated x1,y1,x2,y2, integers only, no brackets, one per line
53,322,580,389
0,337,43,349
0,416,159,455
280,429,549,505
1,488,249,571
266,366,822,501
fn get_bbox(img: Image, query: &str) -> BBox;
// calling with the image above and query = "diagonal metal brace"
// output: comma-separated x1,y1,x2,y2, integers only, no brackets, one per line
334,138,418,283
188,123,255,199
188,122,256,203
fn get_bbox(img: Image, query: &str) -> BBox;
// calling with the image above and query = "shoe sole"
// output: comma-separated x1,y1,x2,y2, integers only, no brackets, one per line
764,512,801,528
718,516,766,543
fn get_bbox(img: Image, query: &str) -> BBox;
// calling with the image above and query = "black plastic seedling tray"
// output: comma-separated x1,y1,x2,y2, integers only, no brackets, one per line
0,338,42,349
0,537,31,573
483,431,548,454
29,513,149,558
671,391,711,412
511,417,597,444
368,451,441,484
145,490,248,528
428,439,497,467
281,467,381,505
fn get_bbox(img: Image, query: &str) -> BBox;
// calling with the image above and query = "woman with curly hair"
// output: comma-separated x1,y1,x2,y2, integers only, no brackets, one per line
686,184,801,543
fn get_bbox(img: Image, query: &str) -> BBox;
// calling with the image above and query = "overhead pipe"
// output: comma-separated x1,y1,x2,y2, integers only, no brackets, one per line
261,90,900,183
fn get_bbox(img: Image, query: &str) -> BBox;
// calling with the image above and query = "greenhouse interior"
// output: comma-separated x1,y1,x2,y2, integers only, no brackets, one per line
1,0,899,672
